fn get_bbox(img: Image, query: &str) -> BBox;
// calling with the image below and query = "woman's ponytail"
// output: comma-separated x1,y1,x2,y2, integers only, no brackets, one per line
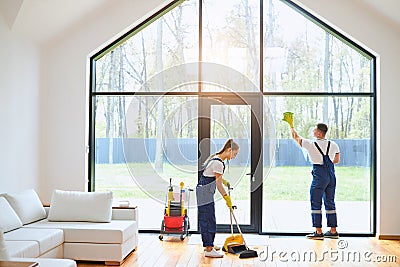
202,139,239,166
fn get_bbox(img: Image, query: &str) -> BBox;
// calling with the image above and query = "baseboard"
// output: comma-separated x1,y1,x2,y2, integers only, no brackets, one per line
378,235,400,240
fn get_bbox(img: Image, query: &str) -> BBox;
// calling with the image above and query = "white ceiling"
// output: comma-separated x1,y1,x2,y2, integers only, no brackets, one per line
356,0,400,27
0,0,109,44
0,0,399,45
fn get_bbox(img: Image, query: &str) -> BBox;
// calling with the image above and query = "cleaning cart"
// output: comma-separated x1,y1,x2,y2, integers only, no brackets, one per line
159,179,192,241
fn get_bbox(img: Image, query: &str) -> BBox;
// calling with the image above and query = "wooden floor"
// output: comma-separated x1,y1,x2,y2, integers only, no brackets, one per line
77,234,399,267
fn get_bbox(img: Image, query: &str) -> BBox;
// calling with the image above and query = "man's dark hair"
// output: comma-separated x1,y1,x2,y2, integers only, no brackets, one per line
316,123,328,134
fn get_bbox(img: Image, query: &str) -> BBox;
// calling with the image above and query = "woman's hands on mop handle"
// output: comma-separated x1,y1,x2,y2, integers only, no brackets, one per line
223,179,236,210
223,195,233,209
282,111,294,128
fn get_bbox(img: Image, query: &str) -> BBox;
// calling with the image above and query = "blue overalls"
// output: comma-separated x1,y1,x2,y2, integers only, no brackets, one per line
310,141,338,228
196,158,225,247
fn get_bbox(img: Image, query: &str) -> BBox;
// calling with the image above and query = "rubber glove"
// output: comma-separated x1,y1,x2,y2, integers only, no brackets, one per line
223,195,233,209
222,178,230,188
282,112,294,128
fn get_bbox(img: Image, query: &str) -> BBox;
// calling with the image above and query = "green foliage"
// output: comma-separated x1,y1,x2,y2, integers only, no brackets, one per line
93,0,373,141
92,1,375,204
264,166,370,201
95,164,371,202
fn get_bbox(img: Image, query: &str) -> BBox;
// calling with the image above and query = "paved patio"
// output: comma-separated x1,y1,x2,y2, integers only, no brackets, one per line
120,198,372,234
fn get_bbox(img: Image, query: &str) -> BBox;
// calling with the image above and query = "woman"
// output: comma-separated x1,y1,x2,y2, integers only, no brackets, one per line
196,139,239,258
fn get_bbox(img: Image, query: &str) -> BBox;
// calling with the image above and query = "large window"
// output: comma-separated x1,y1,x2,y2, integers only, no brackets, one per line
263,96,373,233
89,0,375,234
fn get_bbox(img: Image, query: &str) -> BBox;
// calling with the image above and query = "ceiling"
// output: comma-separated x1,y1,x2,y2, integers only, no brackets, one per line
0,0,109,44
356,0,400,27
0,0,399,45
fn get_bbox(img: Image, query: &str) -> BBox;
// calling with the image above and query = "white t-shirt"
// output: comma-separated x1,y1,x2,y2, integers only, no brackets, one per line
203,159,224,177
302,139,340,165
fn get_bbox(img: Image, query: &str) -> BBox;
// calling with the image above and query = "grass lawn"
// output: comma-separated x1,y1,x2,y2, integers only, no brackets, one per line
264,166,370,201
95,163,371,201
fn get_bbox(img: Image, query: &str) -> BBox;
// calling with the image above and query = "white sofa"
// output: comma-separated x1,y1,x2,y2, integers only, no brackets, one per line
0,189,138,266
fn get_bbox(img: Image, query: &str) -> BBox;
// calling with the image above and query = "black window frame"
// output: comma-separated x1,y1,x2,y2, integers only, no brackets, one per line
88,0,376,236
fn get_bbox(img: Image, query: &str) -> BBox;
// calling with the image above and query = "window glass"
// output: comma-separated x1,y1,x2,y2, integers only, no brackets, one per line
95,1,198,92
263,0,371,92
91,0,375,234
263,96,372,233
94,95,198,230
202,0,260,91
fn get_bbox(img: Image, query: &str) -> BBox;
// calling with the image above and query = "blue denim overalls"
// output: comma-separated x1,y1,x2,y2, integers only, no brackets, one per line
196,158,225,247
310,141,338,228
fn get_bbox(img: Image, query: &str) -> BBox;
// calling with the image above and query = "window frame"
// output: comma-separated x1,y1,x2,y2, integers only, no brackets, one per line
88,0,376,236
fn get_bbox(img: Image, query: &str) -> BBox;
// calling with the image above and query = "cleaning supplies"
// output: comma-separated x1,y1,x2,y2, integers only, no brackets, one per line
166,178,174,216
223,207,244,252
222,186,247,254
282,111,294,128
230,210,259,259
180,182,185,216
160,179,191,241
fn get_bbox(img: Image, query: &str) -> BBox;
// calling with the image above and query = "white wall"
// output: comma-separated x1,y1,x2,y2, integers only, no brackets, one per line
36,0,399,236
38,0,171,201
0,15,40,193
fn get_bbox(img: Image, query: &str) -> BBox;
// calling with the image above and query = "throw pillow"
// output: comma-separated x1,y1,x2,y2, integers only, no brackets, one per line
47,190,113,222
4,189,46,225
0,197,22,232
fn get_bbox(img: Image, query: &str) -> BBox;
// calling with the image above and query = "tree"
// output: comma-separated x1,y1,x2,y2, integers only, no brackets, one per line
154,18,165,172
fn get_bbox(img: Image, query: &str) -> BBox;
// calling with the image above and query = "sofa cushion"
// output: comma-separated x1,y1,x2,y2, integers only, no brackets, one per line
63,240,134,262
4,228,63,255
0,229,10,260
47,190,113,223
25,219,137,244
10,258,77,267
0,197,23,232
5,240,39,258
4,189,46,225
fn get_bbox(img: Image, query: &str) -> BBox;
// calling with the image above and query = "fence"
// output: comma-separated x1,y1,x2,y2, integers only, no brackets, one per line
95,138,371,167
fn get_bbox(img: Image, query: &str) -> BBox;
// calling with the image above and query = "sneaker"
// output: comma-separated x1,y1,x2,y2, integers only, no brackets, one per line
205,248,224,258
324,231,339,239
205,245,221,251
306,232,324,240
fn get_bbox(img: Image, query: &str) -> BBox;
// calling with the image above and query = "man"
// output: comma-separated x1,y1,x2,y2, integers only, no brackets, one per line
291,123,340,239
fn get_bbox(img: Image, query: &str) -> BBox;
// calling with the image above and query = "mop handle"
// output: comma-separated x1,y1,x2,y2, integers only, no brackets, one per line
230,209,249,249
228,187,233,235
230,209,233,235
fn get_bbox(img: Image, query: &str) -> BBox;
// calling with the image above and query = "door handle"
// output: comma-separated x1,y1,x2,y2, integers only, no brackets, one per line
246,172,255,182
